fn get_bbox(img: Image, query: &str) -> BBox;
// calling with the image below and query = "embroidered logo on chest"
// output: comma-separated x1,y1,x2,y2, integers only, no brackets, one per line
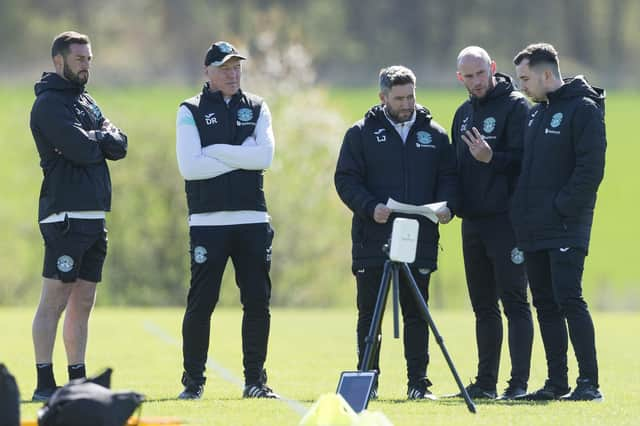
416,131,436,148
237,108,253,122
550,112,563,128
460,116,469,133
205,112,217,125
483,117,496,133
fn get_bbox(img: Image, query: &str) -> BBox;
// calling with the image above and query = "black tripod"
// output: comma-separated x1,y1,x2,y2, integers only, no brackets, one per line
359,254,477,414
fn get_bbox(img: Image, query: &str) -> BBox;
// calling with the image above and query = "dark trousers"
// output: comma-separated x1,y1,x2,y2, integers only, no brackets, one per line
182,223,274,385
355,265,431,383
525,248,599,388
462,216,533,389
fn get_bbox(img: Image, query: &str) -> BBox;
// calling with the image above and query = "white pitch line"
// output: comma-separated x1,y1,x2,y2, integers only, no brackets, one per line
143,320,308,416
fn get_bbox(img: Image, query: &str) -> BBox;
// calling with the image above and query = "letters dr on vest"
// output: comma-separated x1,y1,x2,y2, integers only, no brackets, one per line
181,86,266,214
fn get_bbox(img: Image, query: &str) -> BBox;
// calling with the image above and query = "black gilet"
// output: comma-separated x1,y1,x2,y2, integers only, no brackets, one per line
181,86,267,214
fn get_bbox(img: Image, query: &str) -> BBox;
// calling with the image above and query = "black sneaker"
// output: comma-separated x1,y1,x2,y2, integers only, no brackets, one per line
178,372,205,400
243,369,280,399
32,387,59,402
243,383,280,399
407,378,437,400
456,382,497,399
496,382,527,401
561,379,603,402
522,380,570,401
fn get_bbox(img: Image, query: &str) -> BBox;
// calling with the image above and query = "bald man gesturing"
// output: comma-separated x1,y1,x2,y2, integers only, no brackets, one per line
450,46,534,400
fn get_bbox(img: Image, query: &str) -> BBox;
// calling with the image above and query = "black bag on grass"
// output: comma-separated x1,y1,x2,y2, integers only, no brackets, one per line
0,363,20,426
38,368,144,426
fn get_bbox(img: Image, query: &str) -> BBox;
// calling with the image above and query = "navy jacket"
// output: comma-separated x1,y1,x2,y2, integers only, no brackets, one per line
510,77,606,251
30,73,127,221
451,73,529,219
335,105,458,270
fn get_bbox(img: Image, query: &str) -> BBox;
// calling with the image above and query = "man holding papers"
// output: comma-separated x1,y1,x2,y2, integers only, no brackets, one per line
335,65,457,400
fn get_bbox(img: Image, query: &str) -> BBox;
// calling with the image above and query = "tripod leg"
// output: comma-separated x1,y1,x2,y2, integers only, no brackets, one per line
360,261,393,372
392,265,401,339
399,263,477,414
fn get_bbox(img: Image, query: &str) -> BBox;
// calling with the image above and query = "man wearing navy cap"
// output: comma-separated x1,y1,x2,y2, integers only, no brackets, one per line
176,41,278,399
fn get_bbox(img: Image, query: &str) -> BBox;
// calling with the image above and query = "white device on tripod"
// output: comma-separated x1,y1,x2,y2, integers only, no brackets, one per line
389,218,419,263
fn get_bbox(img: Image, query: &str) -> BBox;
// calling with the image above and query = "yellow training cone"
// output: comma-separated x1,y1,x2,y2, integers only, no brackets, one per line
300,393,359,425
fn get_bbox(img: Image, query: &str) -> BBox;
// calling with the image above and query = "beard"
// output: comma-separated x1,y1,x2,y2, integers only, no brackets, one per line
467,79,494,100
386,106,414,123
63,61,89,86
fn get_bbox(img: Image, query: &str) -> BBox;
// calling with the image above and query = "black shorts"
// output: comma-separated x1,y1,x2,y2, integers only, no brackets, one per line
40,217,108,283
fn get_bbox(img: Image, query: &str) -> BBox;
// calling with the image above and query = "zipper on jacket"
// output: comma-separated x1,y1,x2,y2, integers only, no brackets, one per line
403,126,415,200
524,103,548,218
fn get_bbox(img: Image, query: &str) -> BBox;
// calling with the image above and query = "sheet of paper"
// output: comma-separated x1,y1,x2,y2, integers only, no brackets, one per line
386,198,447,224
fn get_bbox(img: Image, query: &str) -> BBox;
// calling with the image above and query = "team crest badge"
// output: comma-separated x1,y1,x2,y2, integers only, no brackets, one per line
218,42,233,53
416,131,432,145
237,108,253,122
550,113,563,128
510,248,524,265
483,117,496,133
56,255,74,273
193,246,208,264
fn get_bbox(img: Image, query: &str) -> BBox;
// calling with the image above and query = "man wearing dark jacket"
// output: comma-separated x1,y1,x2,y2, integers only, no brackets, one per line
175,41,278,400
513,43,605,401
451,46,533,400
335,65,457,400
30,31,127,401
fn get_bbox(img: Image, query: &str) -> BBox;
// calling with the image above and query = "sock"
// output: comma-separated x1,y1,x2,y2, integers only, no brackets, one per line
68,363,86,380
36,363,56,390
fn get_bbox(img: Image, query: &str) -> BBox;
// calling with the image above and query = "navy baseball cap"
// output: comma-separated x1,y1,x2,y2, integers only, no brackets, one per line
204,41,246,66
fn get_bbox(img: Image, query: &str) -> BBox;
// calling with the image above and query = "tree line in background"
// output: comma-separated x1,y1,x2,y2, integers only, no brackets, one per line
1,0,638,88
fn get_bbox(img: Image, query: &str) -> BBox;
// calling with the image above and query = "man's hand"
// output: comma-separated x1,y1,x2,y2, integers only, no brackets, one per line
373,203,392,224
101,118,118,133
461,127,493,163
436,206,452,224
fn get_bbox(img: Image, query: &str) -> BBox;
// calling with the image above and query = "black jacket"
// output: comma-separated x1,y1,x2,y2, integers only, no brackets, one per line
335,105,458,270
451,73,529,218
30,73,127,220
181,85,266,214
510,76,606,251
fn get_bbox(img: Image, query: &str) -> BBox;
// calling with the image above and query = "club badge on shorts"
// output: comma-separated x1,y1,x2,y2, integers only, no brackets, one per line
193,246,208,264
510,247,524,265
56,255,75,273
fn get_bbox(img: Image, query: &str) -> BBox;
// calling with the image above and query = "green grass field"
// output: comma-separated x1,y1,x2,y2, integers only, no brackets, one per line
3,307,639,425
